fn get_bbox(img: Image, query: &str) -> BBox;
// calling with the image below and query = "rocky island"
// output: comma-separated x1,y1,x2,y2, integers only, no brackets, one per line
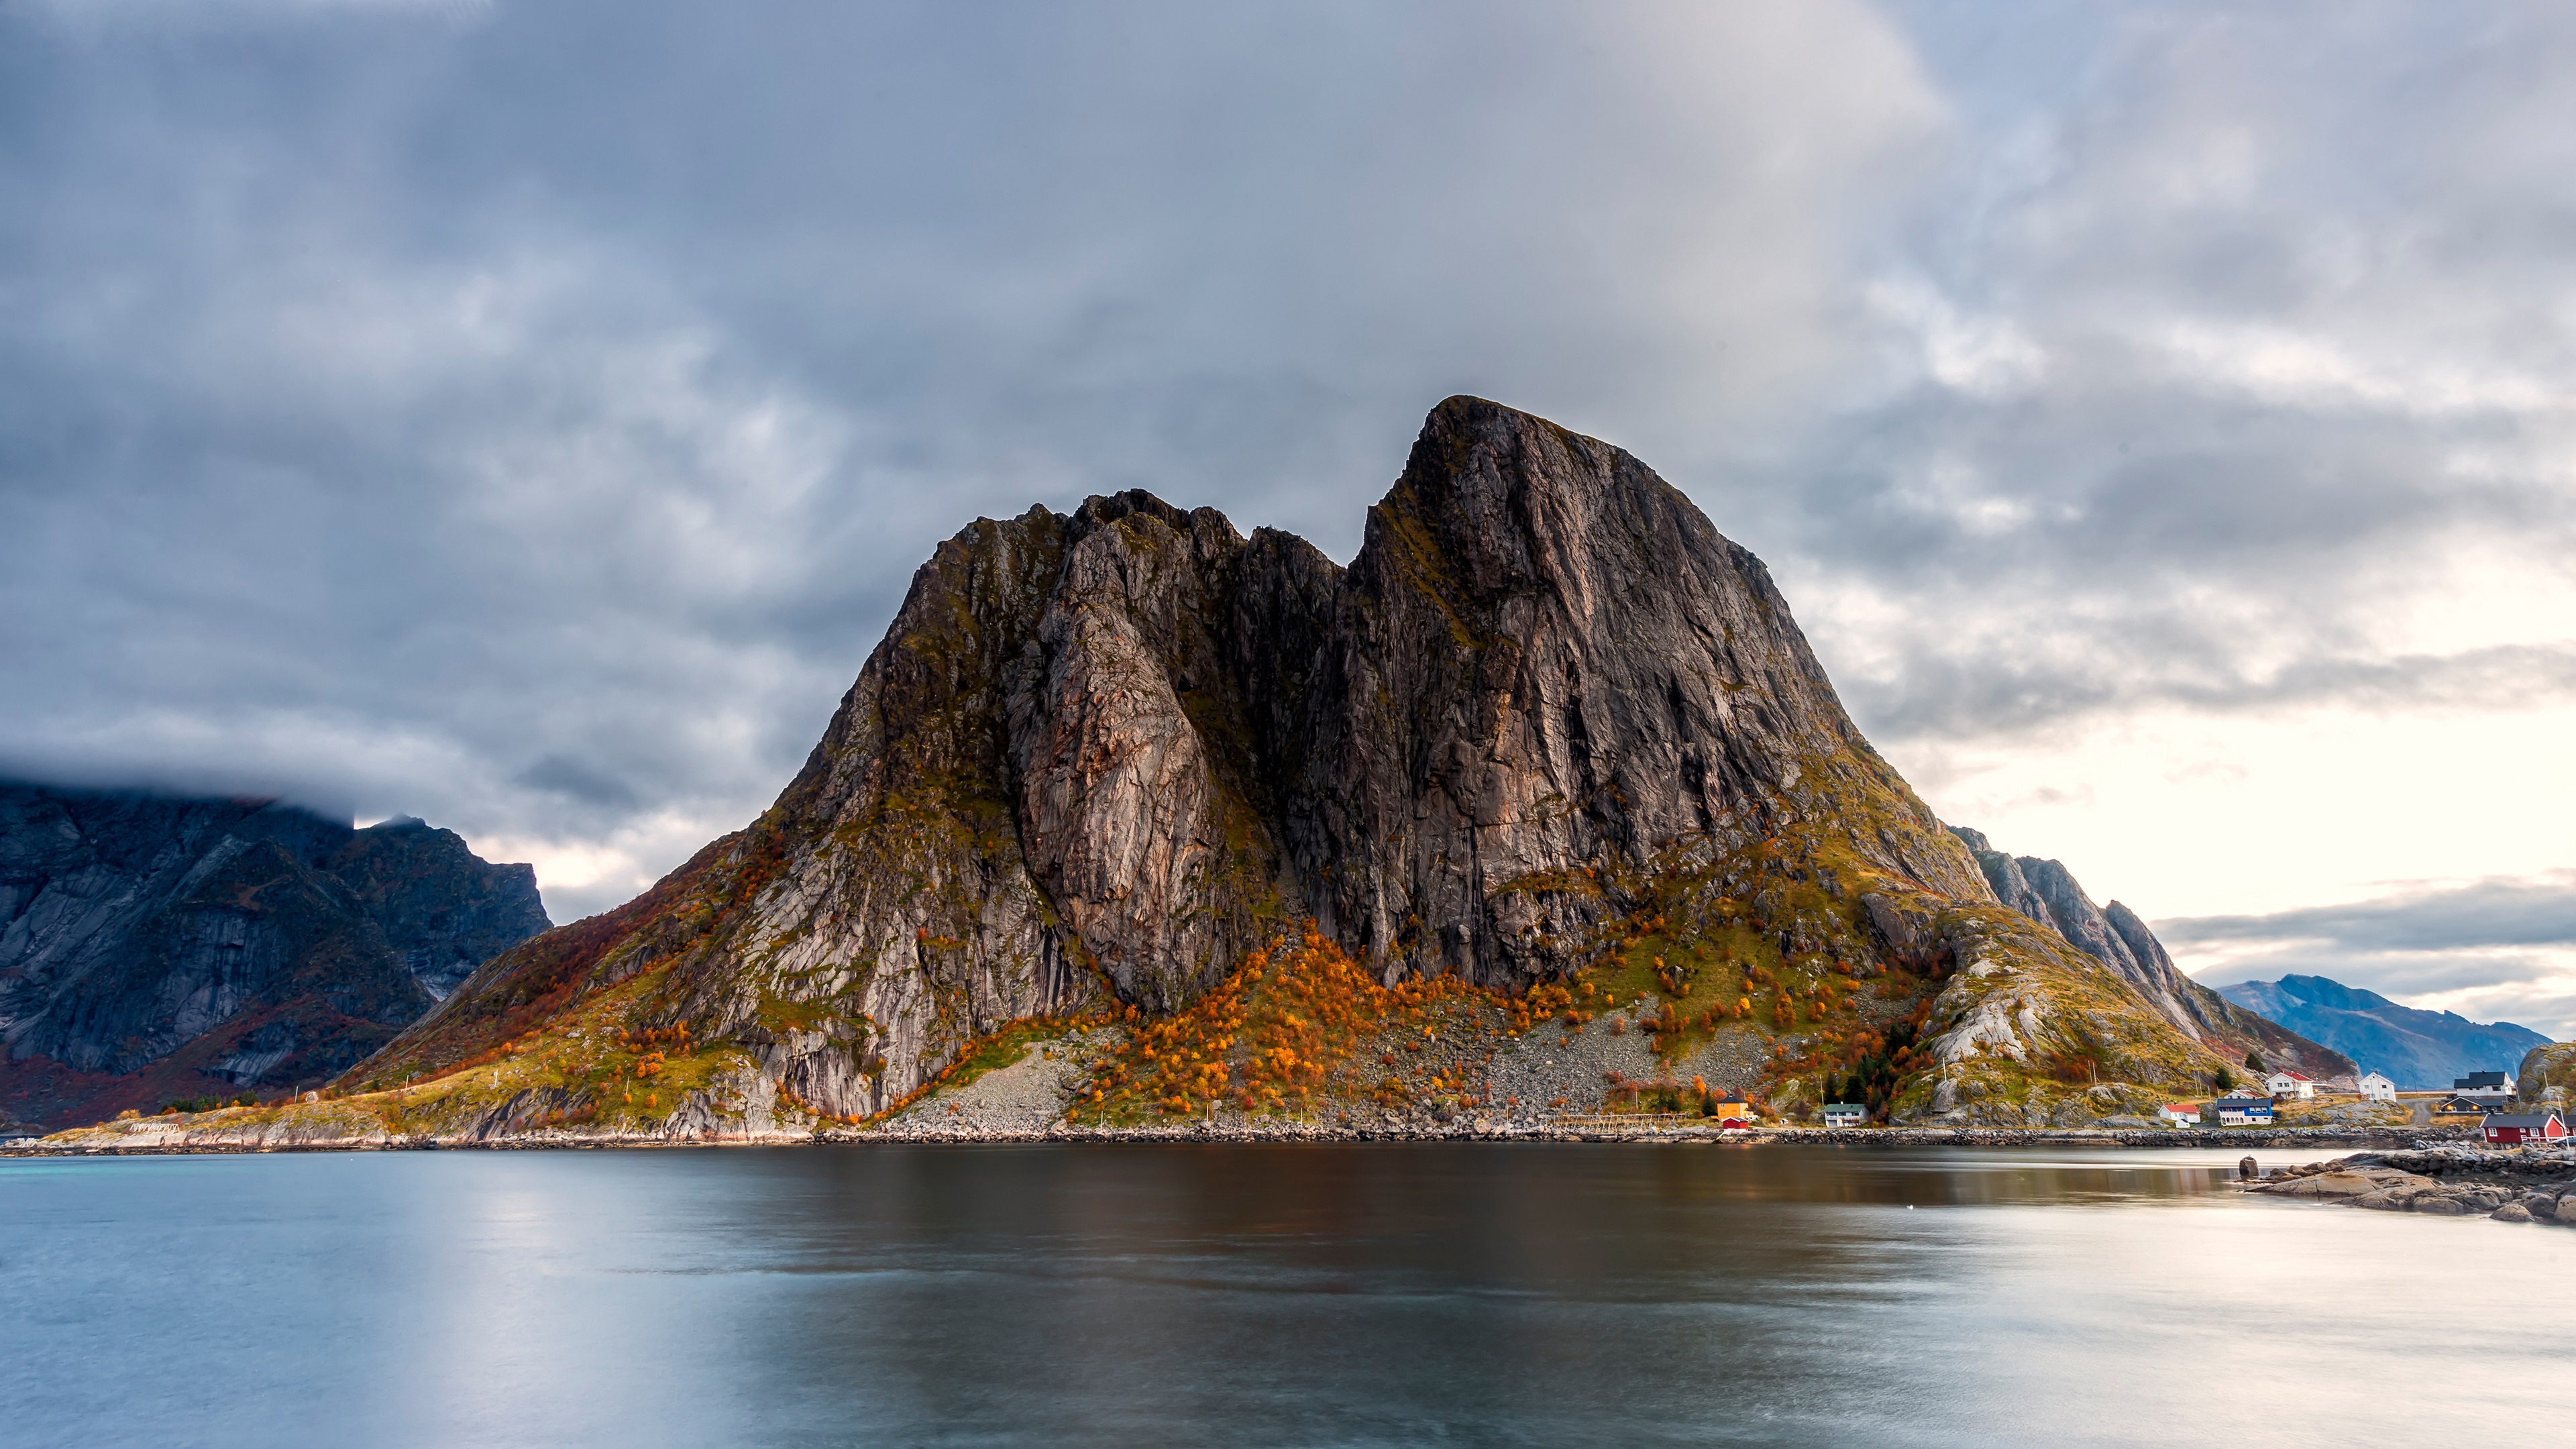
13,398,2386,1152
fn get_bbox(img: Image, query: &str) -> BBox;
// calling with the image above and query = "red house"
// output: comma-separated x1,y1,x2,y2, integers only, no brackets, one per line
2481,1110,2567,1145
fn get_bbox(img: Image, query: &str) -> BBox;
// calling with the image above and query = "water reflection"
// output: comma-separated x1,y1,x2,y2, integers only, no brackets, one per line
4,1144,2567,1447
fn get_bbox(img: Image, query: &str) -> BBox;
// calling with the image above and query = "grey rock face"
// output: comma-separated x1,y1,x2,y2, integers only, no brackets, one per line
1947,826,2353,1083
0,783,545,1125
1287,400,1986,983
391,397,2009,1112
321,817,551,1000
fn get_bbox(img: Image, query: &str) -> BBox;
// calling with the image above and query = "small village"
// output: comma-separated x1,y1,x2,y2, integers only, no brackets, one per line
2149,1065,2566,1144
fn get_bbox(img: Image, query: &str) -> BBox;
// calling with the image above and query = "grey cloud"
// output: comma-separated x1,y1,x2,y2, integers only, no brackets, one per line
1752,1,2576,745
514,755,638,812
2165,873,2576,1038
2163,873,2576,956
1847,639,2576,746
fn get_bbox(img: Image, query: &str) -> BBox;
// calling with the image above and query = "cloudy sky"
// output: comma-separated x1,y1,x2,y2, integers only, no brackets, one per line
5,1,2572,1035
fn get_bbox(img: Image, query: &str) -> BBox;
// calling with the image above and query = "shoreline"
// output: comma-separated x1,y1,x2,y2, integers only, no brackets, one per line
0,1121,2472,1157
2239,1145,2576,1224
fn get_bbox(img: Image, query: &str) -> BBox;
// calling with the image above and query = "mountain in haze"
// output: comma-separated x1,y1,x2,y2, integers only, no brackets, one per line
0,784,548,1128
315,396,2251,1135
2218,974,2547,1089
1947,828,2353,1083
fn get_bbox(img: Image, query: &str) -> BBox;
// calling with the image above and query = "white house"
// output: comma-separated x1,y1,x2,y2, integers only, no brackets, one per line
2214,1095,2275,1126
2158,1103,2201,1127
2265,1070,2315,1100
1820,1103,1867,1128
2358,1071,2396,1102
2449,1071,2516,1108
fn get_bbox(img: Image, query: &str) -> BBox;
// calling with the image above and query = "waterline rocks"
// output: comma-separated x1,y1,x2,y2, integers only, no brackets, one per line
2244,1144,2576,1222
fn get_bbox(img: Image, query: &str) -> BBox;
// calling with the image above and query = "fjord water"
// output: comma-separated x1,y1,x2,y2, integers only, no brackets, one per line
5,1145,2567,1446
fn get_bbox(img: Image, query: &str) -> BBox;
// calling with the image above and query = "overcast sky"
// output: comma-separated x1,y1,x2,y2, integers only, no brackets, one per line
5,1,2572,1036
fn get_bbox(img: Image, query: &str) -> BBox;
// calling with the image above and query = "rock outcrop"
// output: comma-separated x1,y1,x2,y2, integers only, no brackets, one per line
2218,973,2547,1090
0,784,547,1127
2520,1041,2576,1108
347,397,2246,1130
2244,1146,2576,1222
1946,828,2353,1085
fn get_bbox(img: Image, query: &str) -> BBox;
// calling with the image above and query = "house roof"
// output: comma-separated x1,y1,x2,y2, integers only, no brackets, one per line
2455,1071,2510,1089
2213,1096,2273,1109
2483,1112,2562,1129
2269,1071,2312,1081
2162,1104,2199,1113
1821,1102,1867,1113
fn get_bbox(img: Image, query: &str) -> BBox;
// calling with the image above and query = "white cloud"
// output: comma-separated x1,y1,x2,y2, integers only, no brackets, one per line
1866,275,2048,398
2153,319,2563,417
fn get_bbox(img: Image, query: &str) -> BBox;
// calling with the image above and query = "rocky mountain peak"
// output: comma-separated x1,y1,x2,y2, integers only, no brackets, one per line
352,398,2251,1128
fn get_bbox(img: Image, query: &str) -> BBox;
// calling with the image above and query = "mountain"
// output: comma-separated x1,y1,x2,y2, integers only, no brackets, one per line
2218,974,2548,1089
1947,828,2354,1084
309,396,2247,1137
0,784,547,1127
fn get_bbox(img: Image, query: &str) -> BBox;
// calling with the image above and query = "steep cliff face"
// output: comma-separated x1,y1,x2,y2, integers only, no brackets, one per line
1947,828,2353,1084
321,817,552,999
1288,402,1989,984
0,784,547,1127
351,398,2243,1129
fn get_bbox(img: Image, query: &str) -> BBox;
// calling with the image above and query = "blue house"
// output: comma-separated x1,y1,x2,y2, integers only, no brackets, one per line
2212,1095,2274,1126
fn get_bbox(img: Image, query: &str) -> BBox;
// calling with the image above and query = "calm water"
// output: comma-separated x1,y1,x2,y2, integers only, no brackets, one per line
4,1143,2568,1446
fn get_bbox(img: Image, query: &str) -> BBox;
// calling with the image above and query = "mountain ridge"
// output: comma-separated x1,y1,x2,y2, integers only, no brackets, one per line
2217,973,2546,1089
1947,828,2354,1083
0,783,547,1128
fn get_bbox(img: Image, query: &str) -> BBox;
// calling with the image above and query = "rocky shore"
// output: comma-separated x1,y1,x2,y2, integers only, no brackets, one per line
2240,1144,2576,1223
836,1121,2474,1148
3,1116,2478,1155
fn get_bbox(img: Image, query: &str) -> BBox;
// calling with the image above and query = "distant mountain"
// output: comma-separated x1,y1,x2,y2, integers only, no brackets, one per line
2216,974,2548,1089
0,783,548,1128
1947,828,2355,1084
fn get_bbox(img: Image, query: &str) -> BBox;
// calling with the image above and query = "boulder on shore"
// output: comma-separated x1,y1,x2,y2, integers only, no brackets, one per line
2263,1169,2434,1198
